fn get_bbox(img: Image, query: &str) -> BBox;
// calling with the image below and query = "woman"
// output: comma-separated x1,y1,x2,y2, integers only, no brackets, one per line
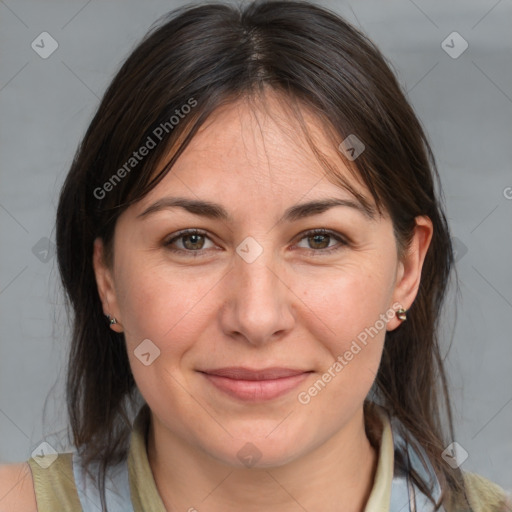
0,1,510,510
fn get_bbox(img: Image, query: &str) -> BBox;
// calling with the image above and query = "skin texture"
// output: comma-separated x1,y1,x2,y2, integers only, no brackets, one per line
0,462,37,511
93,92,432,512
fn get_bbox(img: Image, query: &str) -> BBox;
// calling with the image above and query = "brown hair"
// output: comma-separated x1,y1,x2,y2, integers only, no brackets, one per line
56,1,467,509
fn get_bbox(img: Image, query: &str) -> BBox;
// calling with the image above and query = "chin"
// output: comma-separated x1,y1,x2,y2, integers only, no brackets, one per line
201,427,311,470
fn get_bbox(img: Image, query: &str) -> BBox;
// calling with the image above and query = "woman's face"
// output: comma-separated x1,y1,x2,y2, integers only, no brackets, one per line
94,94,431,467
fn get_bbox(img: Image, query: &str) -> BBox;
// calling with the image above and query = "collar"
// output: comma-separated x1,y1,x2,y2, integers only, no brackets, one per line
126,403,444,512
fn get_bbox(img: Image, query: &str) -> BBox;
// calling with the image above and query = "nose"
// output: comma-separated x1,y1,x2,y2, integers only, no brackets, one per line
219,244,296,346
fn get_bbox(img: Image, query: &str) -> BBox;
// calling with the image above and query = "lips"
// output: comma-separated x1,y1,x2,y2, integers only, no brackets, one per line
201,367,308,380
198,367,312,401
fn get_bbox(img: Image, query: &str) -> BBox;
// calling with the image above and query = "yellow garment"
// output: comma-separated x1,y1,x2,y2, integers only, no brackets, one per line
28,451,82,510
27,405,511,511
457,472,512,512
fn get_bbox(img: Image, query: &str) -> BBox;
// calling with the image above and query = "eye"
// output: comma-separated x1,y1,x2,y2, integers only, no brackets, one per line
164,229,215,256
295,229,348,254
164,228,348,257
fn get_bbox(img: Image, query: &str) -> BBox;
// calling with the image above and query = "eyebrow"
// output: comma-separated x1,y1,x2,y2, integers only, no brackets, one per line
137,196,376,222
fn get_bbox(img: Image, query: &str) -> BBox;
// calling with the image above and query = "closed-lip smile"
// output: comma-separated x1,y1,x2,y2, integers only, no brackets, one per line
198,367,312,401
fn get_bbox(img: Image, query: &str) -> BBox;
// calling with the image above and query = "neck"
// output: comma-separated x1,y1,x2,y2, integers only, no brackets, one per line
147,407,379,512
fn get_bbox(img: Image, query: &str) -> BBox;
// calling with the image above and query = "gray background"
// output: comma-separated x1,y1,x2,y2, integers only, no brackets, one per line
1,0,511,493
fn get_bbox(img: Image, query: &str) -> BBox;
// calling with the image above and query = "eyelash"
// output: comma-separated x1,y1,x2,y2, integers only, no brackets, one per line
163,228,348,257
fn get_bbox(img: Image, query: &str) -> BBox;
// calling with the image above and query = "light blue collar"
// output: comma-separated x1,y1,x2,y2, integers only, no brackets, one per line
389,413,447,512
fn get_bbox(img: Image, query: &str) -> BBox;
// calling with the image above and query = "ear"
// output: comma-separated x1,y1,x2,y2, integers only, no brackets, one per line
92,237,124,333
387,215,433,331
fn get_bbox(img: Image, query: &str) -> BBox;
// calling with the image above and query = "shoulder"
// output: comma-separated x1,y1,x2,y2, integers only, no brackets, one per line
456,471,512,512
2,452,83,512
0,462,37,512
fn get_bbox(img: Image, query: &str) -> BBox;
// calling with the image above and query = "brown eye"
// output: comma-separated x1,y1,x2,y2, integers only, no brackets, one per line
295,229,347,254
181,233,206,250
307,233,331,249
164,229,214,255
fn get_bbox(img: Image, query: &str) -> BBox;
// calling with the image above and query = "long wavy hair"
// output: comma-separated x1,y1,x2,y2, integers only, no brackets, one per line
56,1,468,509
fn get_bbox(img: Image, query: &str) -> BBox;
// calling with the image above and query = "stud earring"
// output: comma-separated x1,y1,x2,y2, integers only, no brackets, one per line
396,308,407,322
107,315,117,325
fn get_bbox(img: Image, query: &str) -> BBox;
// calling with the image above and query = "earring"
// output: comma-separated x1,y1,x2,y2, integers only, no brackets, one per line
107,315,117,325
396,308,407,322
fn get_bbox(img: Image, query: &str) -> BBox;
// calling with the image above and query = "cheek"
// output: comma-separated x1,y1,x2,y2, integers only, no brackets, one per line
113,258,216,420
114,255,220,355
297,260,395,346
291,259,395,403
294,273,388,421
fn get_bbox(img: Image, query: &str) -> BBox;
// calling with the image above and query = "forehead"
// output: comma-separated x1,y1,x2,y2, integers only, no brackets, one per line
141,92,373,208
